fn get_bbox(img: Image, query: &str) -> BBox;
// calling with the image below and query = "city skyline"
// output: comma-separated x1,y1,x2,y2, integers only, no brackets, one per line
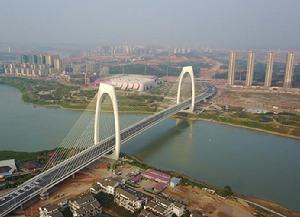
1,0,300,49
1,1,300,216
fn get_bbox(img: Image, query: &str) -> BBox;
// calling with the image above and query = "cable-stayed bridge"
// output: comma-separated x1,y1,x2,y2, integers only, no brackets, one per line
0,67,216,216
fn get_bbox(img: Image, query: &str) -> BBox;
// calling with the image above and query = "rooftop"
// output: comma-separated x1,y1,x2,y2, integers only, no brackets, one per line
97,177,119,188
0,166,11,174
142,169,170,183
41,204,60,212
139,209,161,217
98,74,158,84
146,201,167,214
70,193,96,206
154,196,173,207
0,159,16,176
116,187,140,201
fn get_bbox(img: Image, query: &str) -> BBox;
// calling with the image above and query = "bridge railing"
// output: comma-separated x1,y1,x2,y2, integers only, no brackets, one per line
0,82,216,217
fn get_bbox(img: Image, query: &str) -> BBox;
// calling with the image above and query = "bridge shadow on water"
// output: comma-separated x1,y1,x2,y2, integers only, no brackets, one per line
122,118,192,159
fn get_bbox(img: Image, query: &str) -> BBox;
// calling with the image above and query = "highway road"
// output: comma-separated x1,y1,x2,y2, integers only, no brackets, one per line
0,82,216,217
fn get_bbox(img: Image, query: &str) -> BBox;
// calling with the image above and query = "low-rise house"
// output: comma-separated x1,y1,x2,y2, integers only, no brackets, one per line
96,177,120,195
145,196,173,217
172,202,185,217
142,169,170,184
90,183,101,194
139,209,162,217
129,174,142,184
144,201,170,216
39,204,63,217
153,197,173,214
145,196,185,217
153,183,168,193
114,186,148,213
169,177,181,188
69,193,102,217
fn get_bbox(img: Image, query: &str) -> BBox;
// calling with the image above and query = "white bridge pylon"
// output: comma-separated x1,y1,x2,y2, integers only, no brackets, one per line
176,66,195,112
94,83,120,160
94,66,195,160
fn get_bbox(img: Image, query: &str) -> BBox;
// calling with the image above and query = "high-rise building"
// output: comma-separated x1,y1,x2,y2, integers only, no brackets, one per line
53,56,62,72
283,52,295,88
245,50,255,86
45,55,53,66
29,55,38,64
20,55,29,64
37,54,43,65
228,51,237,86
264,51,274,87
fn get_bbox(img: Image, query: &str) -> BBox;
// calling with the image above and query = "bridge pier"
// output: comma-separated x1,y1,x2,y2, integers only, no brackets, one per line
40,190,49,200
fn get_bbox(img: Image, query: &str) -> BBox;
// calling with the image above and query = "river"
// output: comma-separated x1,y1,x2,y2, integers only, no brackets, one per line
0,84,300,212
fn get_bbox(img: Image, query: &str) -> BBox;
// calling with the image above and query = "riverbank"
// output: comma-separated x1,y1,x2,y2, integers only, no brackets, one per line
2,152,300,217
0,77,163,113
198,117,300,141
125,154,300,217
1,79,300,214
2,77,300,140
6,152,298,217
174,108,300,140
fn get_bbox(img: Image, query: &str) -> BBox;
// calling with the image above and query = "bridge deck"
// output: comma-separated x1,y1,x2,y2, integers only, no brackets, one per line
0,83,216,217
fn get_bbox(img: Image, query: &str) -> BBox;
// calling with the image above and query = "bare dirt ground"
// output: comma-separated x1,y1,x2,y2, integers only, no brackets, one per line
248,197,300,217
165,185,255,217
200,57,225,80
22,159,112,217
214,86,300,113
14,160,300,217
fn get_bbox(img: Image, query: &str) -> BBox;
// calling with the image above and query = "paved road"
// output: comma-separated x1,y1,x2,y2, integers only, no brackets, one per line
0,82,216,217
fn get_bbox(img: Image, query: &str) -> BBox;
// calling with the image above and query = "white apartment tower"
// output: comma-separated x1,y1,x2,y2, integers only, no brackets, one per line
245,50,255,86
228,51,237,86
283,52,295,88
264,51,274,87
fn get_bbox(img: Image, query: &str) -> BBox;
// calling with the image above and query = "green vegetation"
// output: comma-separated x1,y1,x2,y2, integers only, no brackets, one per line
0,150,52,163
61,207,73,217
125,155,150,169
4,174,33,189
0,77,164,113
0,149,54,190
180,176,209,189
0,77,82,107
109,62,211,78
181,210,191,217
217,185,234,197
95,192,114,207
198,108,300,138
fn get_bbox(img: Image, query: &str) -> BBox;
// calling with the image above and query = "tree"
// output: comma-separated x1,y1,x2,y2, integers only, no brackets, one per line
220,185,233,197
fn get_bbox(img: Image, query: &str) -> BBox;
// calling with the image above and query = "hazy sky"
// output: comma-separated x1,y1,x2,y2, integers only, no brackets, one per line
1,0,300,49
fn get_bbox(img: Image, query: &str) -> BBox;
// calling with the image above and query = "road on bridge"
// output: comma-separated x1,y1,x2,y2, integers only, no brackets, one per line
0,82,216,217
